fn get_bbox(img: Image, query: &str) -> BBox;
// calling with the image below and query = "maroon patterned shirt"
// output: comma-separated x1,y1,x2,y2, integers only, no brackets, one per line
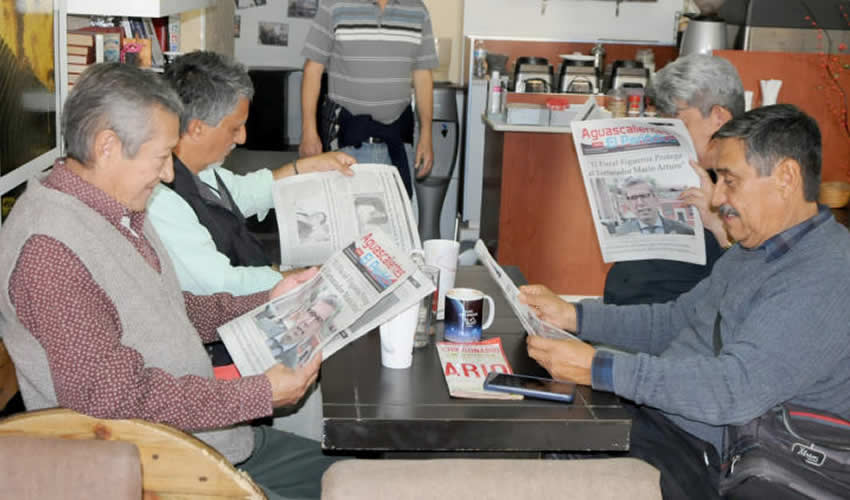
8,161,274,431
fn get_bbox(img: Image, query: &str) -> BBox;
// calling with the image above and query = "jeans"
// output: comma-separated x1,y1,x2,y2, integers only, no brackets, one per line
338,142,419,223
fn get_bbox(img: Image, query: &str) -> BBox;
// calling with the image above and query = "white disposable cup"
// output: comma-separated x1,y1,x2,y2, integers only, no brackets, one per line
379,303,419,369
424,239,460,320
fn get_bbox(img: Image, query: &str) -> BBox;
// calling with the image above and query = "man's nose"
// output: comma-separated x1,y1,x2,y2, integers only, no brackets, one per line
160,156,175,183
710,181,725,208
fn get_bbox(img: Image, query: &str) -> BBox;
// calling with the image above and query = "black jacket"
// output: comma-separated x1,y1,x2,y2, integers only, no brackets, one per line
603,229,724,305
166,155,270,268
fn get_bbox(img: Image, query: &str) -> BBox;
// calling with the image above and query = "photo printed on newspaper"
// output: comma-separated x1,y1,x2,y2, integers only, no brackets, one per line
272,164,420,268
218,230,433,376
571,118,706,265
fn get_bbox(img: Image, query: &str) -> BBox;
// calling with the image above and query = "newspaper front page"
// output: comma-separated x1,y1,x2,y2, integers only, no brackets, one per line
218,231,434,376
474,240,578,340
435,338,522,400
570,118,706,265
273,164,420,268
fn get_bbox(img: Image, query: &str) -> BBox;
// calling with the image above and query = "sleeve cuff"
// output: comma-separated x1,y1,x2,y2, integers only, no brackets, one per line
591,350,615,392
575,303,583,335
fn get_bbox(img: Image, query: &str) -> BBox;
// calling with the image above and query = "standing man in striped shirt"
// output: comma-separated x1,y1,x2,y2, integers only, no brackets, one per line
299,0,439,197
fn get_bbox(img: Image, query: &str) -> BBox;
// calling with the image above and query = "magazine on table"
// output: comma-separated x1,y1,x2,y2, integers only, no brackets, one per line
272,164,420,268
218,231,435,376
474,240,577,340
435,338,523,400
570,117,706,265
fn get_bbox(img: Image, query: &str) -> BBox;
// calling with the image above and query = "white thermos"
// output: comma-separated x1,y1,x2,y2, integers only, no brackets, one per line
488,70,504,115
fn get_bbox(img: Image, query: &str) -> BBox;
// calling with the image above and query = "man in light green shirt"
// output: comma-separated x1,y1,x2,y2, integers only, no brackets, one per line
148,51,354,296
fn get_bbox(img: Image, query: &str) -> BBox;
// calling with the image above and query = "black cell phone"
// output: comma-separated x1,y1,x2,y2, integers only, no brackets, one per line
483,372,576,403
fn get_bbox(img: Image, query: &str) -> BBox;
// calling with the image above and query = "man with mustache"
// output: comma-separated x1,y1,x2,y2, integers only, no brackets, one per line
520,105,850,499
147,51,355,297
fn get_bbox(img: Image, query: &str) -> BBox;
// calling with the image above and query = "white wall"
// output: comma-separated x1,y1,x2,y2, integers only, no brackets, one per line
463,0,680,45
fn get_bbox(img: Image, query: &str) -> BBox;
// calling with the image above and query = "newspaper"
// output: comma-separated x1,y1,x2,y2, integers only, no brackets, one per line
435,338,522,400
570,118,706,265
272,163,420,268
217,231,435,376
474,240,577,340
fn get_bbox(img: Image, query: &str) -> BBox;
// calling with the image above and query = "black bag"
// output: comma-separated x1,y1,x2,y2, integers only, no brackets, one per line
720,404,850,499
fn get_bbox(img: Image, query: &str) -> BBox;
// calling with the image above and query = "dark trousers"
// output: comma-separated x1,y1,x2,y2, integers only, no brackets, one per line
626,404,722,500
550,404,722,500
238,426,343,500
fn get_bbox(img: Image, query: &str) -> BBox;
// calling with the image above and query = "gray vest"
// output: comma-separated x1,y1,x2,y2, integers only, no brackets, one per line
0,176,254,463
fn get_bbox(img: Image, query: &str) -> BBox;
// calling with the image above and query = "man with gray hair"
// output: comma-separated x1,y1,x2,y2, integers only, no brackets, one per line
605,54,743,305
148,50,355,297
0,63,338,499
521,104,850,499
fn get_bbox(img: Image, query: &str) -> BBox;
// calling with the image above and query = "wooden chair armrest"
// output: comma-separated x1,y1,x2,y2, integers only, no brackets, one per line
0,408,265,500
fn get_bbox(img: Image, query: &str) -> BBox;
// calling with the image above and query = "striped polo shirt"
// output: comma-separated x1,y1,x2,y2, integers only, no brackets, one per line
302,0,439,124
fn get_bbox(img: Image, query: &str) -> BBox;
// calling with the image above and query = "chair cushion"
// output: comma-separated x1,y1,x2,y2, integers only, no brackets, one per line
322,457,661,500
0,435,142,500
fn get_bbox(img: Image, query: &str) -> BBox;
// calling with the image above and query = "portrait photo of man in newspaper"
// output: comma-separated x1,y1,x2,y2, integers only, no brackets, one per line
262,296,341,367
614,177,695,236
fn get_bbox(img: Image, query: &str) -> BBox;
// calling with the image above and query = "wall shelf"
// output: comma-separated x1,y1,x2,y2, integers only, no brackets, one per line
66,0,215,18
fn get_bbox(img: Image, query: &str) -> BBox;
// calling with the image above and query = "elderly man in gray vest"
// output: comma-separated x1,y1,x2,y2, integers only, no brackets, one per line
519,105,850,499
0,63,337,500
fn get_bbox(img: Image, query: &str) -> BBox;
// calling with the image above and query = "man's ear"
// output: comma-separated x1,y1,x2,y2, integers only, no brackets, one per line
91,129,122,166
773,158,803,199
710,105,733,129
185,118,207,141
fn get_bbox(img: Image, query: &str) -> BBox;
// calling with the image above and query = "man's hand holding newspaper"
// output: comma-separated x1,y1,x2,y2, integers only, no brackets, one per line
219,230,435,376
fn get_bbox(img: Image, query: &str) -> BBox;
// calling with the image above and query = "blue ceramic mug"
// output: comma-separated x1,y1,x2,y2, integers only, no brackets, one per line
444,288,495,343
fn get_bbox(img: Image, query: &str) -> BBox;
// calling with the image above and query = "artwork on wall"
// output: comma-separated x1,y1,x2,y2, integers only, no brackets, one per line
235,14,241,38
288,0,318,18
0,0,57,182
258,21,289,46
235,0,267,9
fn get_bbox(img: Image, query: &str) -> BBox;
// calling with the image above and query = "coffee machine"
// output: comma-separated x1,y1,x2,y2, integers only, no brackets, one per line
513,57,553,93
610,60,649,89
558,53,598,94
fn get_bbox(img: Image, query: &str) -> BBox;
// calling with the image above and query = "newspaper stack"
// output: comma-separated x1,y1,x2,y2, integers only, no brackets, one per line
435,338,523,400
272,164,420,268
570,118,706,265
218,230,435,376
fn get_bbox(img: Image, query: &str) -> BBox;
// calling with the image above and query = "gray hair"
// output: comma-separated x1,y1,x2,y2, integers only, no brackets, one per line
712,104,821,201
62,63,183,165
164,51,254,134
649,54,745,119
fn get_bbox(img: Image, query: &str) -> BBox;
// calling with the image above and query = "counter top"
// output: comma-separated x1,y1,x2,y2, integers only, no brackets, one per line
483,114,574,134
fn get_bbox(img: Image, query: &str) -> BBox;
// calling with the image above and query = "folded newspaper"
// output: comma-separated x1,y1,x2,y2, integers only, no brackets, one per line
272,164,420,268
474,240,578,340
436,338,522,400
570,118,706,265
217,231,435,376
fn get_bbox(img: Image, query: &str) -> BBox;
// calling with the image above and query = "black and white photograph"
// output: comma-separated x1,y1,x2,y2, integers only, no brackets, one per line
354,195,391,237
234,0,266,10
295,209,330,243
288,0,319,18
258,21,289,47
234,15,241,38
